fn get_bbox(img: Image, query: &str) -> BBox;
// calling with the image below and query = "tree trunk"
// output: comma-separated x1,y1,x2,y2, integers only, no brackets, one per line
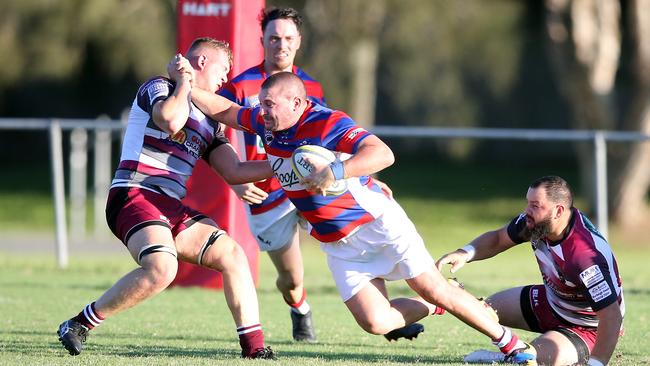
544,0,620,214
545,0,650,229
611,0,650,227
350,39,380,128
304,0,385,127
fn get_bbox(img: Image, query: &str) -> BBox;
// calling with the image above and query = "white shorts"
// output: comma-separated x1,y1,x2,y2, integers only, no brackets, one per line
320,199,434,302
247,199,304,252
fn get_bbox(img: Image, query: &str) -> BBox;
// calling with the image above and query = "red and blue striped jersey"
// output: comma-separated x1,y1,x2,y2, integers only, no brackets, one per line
236,101,391,242
111,76,229,200
507,208,625,327
219,62,326,214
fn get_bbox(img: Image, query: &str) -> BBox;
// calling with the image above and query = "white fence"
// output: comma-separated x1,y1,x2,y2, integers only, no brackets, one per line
1,118,124,268
2,118,649,268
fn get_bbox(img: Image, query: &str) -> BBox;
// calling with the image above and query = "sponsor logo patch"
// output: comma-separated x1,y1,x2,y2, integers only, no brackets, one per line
170,130,187,145
580,265,604,288
147,82,169,103
345,127,366,141
248,95,260,108
182,2,231,17
255,135,266,154
531,288,540,307
588,281,612,302
264,130,274,144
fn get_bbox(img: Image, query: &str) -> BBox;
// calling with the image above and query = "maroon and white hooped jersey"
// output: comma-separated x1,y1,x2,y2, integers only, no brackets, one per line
111,76,229,200
507,208,625,327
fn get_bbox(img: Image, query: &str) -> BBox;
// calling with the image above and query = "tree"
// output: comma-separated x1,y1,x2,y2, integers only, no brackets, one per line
544,0,650,227
298,0,386,128
290,0,528,160
0,0,175,118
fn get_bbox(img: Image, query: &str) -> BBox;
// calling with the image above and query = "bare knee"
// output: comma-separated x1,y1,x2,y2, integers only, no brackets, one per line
355,312,392,335
412,277,450,308
141,253,178,291
532,332,579,366
202,236,249,273
276,270,303,292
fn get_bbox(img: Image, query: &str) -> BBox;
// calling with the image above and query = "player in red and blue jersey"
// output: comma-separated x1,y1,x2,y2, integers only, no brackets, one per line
187,70,538,364
220,65,324,215
438,176,624,366
56,38,275,360
214,7,325,343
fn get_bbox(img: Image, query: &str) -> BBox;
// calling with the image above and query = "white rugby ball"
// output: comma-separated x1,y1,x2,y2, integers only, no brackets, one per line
291,145,347,196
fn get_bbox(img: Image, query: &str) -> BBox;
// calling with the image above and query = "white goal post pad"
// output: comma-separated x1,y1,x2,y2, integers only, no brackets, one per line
463,349,505,364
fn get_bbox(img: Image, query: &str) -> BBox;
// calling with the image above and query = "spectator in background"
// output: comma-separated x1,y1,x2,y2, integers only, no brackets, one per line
56,38,275,359
217,7,324,342
437,175,624,366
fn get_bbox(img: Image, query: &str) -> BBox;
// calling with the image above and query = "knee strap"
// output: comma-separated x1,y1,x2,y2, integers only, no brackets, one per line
137,244,177,265
197,230,226,266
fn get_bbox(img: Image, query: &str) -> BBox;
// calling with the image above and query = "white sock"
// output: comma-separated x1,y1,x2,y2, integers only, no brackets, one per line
290,301,311,315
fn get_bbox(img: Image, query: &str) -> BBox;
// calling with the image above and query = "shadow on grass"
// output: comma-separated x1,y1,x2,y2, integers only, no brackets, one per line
256,284,340,296
270,348,458,364
625,287,650,296
1,281,110,291
4,330,465,364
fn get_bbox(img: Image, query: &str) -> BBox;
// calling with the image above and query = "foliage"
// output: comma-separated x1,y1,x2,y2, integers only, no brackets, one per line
0,0,175,118
272,0,571,161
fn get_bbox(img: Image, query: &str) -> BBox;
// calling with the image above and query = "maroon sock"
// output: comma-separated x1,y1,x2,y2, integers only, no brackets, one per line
237,324,265,358
432,305,446,315
284,288,306,311
71,302,105,330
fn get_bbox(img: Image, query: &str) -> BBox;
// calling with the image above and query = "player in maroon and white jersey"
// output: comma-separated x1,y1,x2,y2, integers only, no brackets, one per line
56,38,275,360
183,69,538,364
437,176,624,366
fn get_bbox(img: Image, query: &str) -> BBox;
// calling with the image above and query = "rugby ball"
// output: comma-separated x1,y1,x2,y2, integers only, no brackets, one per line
291,145,347,196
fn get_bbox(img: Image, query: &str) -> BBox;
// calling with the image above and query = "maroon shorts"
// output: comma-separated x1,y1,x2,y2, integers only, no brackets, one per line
105,187,208,245
520,285,596,362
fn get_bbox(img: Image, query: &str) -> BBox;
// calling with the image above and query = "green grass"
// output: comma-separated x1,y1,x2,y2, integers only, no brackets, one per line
1,243,649,366
1,158,649,365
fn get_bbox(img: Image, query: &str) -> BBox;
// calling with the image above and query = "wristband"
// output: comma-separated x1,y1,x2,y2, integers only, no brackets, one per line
460,244,476,262
330,161,345,180
587,358,604,366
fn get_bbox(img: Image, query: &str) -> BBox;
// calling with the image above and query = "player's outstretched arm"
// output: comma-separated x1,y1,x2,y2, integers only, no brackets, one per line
588,301,623,366
191,87,242,130
436,226,515,273
208,144,274,185
153,54,194,135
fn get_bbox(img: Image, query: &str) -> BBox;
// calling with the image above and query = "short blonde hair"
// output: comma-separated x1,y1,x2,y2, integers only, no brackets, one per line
187,37,233,66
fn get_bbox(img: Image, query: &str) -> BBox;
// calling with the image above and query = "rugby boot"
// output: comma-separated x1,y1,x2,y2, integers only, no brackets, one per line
383,322,424,342
504,343,537,365
245,346,276,359
291,310,317,342
57,319,89,356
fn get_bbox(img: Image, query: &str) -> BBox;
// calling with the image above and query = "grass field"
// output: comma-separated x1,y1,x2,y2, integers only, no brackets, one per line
1,159,649,365
1,244,649,366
